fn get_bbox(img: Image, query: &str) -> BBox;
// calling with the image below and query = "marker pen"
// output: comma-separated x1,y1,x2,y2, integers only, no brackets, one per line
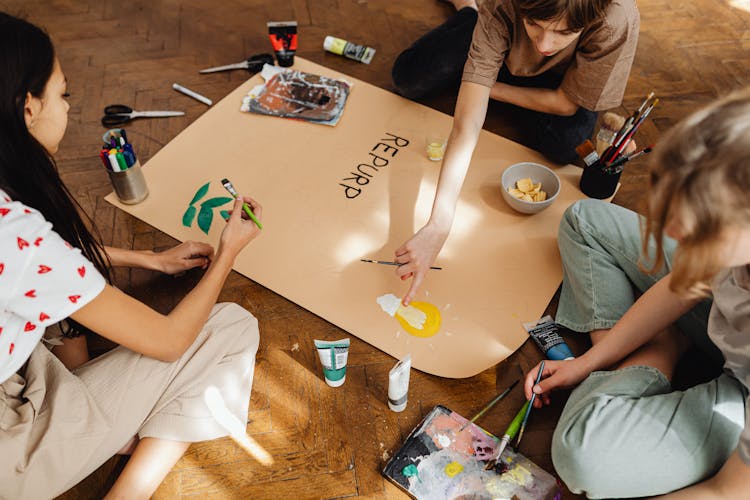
172,83,212,106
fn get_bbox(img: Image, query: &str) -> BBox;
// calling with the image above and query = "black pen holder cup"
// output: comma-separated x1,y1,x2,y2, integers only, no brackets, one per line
107,160,149,204
579,162,621,199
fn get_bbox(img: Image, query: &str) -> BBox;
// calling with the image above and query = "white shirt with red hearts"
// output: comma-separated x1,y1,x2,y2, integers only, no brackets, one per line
0,189,105,383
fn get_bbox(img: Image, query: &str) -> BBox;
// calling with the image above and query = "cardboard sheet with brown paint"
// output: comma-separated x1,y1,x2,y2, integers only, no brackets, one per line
106,58,591,378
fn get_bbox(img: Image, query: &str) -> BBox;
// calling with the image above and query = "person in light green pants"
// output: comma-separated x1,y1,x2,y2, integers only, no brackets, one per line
524,88,750,498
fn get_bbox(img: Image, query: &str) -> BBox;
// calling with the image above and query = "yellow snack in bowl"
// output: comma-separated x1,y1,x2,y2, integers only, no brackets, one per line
516,178,533,193
508,177,548,202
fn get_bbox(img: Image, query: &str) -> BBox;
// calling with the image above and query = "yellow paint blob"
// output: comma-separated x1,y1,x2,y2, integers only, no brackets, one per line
444,461,464,478
396,301,441,338
502,464,532,486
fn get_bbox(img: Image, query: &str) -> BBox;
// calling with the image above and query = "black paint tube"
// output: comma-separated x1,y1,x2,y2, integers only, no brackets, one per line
524,315,575,360
267,21,297,67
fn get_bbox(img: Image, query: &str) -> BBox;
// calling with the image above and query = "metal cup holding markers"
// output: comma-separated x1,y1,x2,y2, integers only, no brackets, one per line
108,160,149,204
102,129,149,204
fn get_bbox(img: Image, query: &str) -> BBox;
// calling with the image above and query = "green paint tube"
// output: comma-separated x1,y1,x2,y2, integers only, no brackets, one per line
314,338,350,387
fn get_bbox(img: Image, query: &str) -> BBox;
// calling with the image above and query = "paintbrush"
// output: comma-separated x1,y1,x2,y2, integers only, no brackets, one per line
458,379,519,433
604,92,657,162
603,144,654,174
596,112,626,156
514,360,546,449
574,140,599,167
607,99,658,163
636,91,656,114
360,258,442,271
221,178,263,230
484,399,530,470
204,387,274,465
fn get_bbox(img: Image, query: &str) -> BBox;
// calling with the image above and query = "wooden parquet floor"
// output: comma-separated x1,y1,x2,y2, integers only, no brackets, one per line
1,0,748,498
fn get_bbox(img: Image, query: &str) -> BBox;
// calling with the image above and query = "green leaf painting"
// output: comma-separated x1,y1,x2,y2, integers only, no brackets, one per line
182,205,197,227
197,205,214,234
200,197,233,209
183,183,233,234
220,210,230,220
189,182,210,206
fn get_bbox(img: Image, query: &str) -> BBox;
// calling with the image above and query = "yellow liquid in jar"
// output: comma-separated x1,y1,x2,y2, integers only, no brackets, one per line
427,142,444,161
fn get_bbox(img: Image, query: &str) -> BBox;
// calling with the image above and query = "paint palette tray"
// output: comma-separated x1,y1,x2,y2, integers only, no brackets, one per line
383,405,560,500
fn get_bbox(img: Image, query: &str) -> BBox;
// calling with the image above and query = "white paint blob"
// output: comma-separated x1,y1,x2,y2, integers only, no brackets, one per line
376,293,427,330
436,434,451,447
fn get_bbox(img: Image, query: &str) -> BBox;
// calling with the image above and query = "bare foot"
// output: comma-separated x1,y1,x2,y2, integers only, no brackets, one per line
117,435,139,455
445,0,478,11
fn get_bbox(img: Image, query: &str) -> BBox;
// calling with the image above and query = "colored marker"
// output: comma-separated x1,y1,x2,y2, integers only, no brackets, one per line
115,152,128,170
124,143,137,166
172,83,212,106
221,178,262,230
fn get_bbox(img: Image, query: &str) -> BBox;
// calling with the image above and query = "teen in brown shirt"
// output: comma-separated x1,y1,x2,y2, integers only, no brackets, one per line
463,0,639,111
392,0,640,305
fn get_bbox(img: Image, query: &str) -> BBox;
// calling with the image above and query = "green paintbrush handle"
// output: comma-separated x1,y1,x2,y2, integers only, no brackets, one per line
240,201,263,230
484,400,531,470
505,400,530,439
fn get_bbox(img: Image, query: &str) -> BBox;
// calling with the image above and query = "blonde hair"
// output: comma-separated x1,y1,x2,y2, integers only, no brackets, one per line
643,87,750,298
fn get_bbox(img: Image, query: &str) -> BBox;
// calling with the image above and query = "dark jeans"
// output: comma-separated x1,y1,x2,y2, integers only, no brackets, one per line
391,7,597,165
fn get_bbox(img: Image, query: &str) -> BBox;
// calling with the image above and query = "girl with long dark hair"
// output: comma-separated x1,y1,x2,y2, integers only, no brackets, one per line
0,13,264,498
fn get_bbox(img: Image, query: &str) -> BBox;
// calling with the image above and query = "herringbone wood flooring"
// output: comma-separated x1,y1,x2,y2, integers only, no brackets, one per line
1,0,748,498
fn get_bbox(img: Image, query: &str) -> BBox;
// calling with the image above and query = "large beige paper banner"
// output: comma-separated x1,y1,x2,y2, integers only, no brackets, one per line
106,58,590,378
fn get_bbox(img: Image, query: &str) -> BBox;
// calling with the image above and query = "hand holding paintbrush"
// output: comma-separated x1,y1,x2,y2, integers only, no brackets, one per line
515,360,545,448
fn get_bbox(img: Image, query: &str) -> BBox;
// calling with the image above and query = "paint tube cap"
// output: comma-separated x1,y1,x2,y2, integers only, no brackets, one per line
323,36,335,51
388,400,407,412
276,53,294,67
324,374,346,387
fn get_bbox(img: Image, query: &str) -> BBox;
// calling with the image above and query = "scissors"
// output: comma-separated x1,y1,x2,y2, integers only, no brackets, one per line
101,104,185,127
199,53,274,74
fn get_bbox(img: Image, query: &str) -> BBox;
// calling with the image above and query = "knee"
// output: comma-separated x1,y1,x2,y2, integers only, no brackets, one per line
559,199,599,241
211,302,260,357
551,407,612,497
551,426,593,495
391,50,426,100
536,110,598,164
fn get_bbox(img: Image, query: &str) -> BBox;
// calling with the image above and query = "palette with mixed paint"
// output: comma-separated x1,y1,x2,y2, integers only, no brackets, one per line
383,405,560,500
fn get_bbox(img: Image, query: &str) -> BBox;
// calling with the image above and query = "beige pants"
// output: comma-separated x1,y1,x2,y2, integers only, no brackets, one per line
0,302,260,499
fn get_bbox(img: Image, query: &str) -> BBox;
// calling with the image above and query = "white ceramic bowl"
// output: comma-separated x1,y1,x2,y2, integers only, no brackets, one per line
501,162,560,215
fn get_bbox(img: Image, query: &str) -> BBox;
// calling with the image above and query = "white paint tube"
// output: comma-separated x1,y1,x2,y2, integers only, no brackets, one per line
314,338,350,387
388,354,411,412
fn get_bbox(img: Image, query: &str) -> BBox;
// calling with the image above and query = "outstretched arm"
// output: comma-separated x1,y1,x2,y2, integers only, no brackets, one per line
395,81,491,305
104,241,214,274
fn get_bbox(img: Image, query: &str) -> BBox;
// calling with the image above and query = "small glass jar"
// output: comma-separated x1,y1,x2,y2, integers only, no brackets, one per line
425,136,447,162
